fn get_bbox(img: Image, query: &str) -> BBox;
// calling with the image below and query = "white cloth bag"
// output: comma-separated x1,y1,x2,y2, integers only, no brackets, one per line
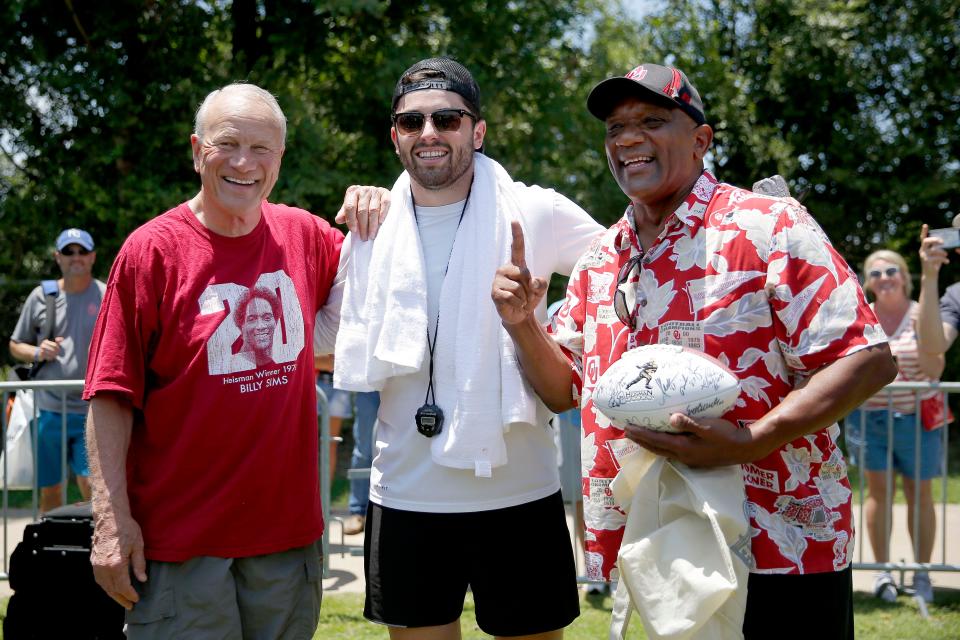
2,389,35,489
609,449,751,640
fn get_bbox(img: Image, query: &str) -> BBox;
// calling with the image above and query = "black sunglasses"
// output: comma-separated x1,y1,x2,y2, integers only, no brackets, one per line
60,247,91,256
392,109,476,135
613,254,646,330
868,266,899,279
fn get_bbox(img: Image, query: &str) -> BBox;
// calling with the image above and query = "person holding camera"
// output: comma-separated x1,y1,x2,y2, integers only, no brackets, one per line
9,228,105,513
845,245,948,604
918,220,960,352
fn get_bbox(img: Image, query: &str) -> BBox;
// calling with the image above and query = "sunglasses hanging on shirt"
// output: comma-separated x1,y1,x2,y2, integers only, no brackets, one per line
613,252,645,330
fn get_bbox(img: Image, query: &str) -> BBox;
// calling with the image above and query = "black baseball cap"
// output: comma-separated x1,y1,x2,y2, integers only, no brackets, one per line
587,63,706,125
392,57,481,115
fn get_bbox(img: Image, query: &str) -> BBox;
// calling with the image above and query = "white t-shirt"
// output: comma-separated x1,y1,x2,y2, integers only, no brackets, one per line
360,183,603,513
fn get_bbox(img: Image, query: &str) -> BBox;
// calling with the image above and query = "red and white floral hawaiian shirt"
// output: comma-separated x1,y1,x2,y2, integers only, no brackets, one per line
551,171,886,579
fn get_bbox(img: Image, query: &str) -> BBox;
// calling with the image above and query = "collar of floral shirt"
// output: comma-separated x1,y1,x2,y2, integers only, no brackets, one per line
615,170,719,255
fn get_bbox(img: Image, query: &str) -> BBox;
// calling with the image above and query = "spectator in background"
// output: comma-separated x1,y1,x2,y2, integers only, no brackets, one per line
844,247,946,604
917,220,960,350
315,353,350,484
343,391,380,535
9,228,105,513
314,349,380,535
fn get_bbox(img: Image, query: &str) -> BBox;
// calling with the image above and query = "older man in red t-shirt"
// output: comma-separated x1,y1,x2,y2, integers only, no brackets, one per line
84,82,386,638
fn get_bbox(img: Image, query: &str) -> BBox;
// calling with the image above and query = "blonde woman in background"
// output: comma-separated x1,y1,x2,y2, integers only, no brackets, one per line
845,248,946,604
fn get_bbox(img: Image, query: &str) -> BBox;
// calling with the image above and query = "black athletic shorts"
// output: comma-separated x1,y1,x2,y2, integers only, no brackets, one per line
744,567,854,639
363,490,580,636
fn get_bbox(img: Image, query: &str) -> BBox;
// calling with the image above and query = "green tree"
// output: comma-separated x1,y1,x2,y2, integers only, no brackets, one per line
2,0,957,376
594,0,959,269
0,0,616,361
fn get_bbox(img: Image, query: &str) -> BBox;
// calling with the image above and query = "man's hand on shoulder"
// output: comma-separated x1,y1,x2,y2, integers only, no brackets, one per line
91,505,147,610
624,415,755,468
336,185,391,241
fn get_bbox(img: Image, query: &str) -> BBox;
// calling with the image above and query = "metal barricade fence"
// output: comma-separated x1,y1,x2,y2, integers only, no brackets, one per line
554,380,960,594
317,388,374,565
317,384,333,578
1,378,85,582
0,379,337,583
848,381,958,598
316,384,371,576
4,379,956,595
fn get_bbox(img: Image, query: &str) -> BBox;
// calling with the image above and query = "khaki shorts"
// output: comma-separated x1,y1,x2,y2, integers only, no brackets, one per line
126,541,322,640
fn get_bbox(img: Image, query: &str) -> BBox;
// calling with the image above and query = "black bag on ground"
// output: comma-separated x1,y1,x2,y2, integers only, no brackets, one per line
3,502,125,639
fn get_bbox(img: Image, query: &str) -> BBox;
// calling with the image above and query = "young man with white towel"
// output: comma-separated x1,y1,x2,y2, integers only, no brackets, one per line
333,57,604,639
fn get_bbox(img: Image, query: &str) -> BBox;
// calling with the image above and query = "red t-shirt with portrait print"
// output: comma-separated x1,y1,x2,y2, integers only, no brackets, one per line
550,171,886,581
84,201,343,562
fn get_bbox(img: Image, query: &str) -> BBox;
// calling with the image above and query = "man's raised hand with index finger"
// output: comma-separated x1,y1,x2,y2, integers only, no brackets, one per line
490,220,576,413
491,221,548,326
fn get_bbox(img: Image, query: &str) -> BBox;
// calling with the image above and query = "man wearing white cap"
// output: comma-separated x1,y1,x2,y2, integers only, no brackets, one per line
9,227,105,512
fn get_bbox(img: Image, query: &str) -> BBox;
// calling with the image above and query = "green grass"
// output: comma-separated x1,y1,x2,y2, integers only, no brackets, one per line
847,464,960,504
328,475,350,509
313,590,960,639
850,589,960,639
313,591,648,639
0,581,957,638
1,482,86,510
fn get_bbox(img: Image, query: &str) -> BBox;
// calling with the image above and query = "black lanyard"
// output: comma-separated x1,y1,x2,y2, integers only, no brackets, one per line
411,185,472,437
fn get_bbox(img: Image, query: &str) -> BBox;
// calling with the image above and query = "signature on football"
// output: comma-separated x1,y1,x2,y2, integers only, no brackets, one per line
610,360,728,407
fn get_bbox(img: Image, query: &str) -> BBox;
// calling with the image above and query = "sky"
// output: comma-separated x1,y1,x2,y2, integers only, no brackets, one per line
623,0,659,19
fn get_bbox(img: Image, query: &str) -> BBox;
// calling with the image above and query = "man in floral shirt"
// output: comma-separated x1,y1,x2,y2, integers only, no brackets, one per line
491,63,897,637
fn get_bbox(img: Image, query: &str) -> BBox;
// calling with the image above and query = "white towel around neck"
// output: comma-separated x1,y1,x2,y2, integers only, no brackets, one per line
334,153,540,477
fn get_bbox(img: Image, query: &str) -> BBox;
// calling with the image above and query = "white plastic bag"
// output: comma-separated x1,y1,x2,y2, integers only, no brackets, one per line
609,449,750,640
2,389,35,489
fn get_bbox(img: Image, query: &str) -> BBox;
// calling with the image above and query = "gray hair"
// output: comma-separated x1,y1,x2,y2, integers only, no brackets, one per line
194,83,287,143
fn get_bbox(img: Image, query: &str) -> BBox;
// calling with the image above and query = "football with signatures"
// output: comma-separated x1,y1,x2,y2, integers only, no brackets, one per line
592,344,740,433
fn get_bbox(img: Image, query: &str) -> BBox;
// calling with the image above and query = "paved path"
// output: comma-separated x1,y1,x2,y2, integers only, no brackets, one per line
3,503,957,600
